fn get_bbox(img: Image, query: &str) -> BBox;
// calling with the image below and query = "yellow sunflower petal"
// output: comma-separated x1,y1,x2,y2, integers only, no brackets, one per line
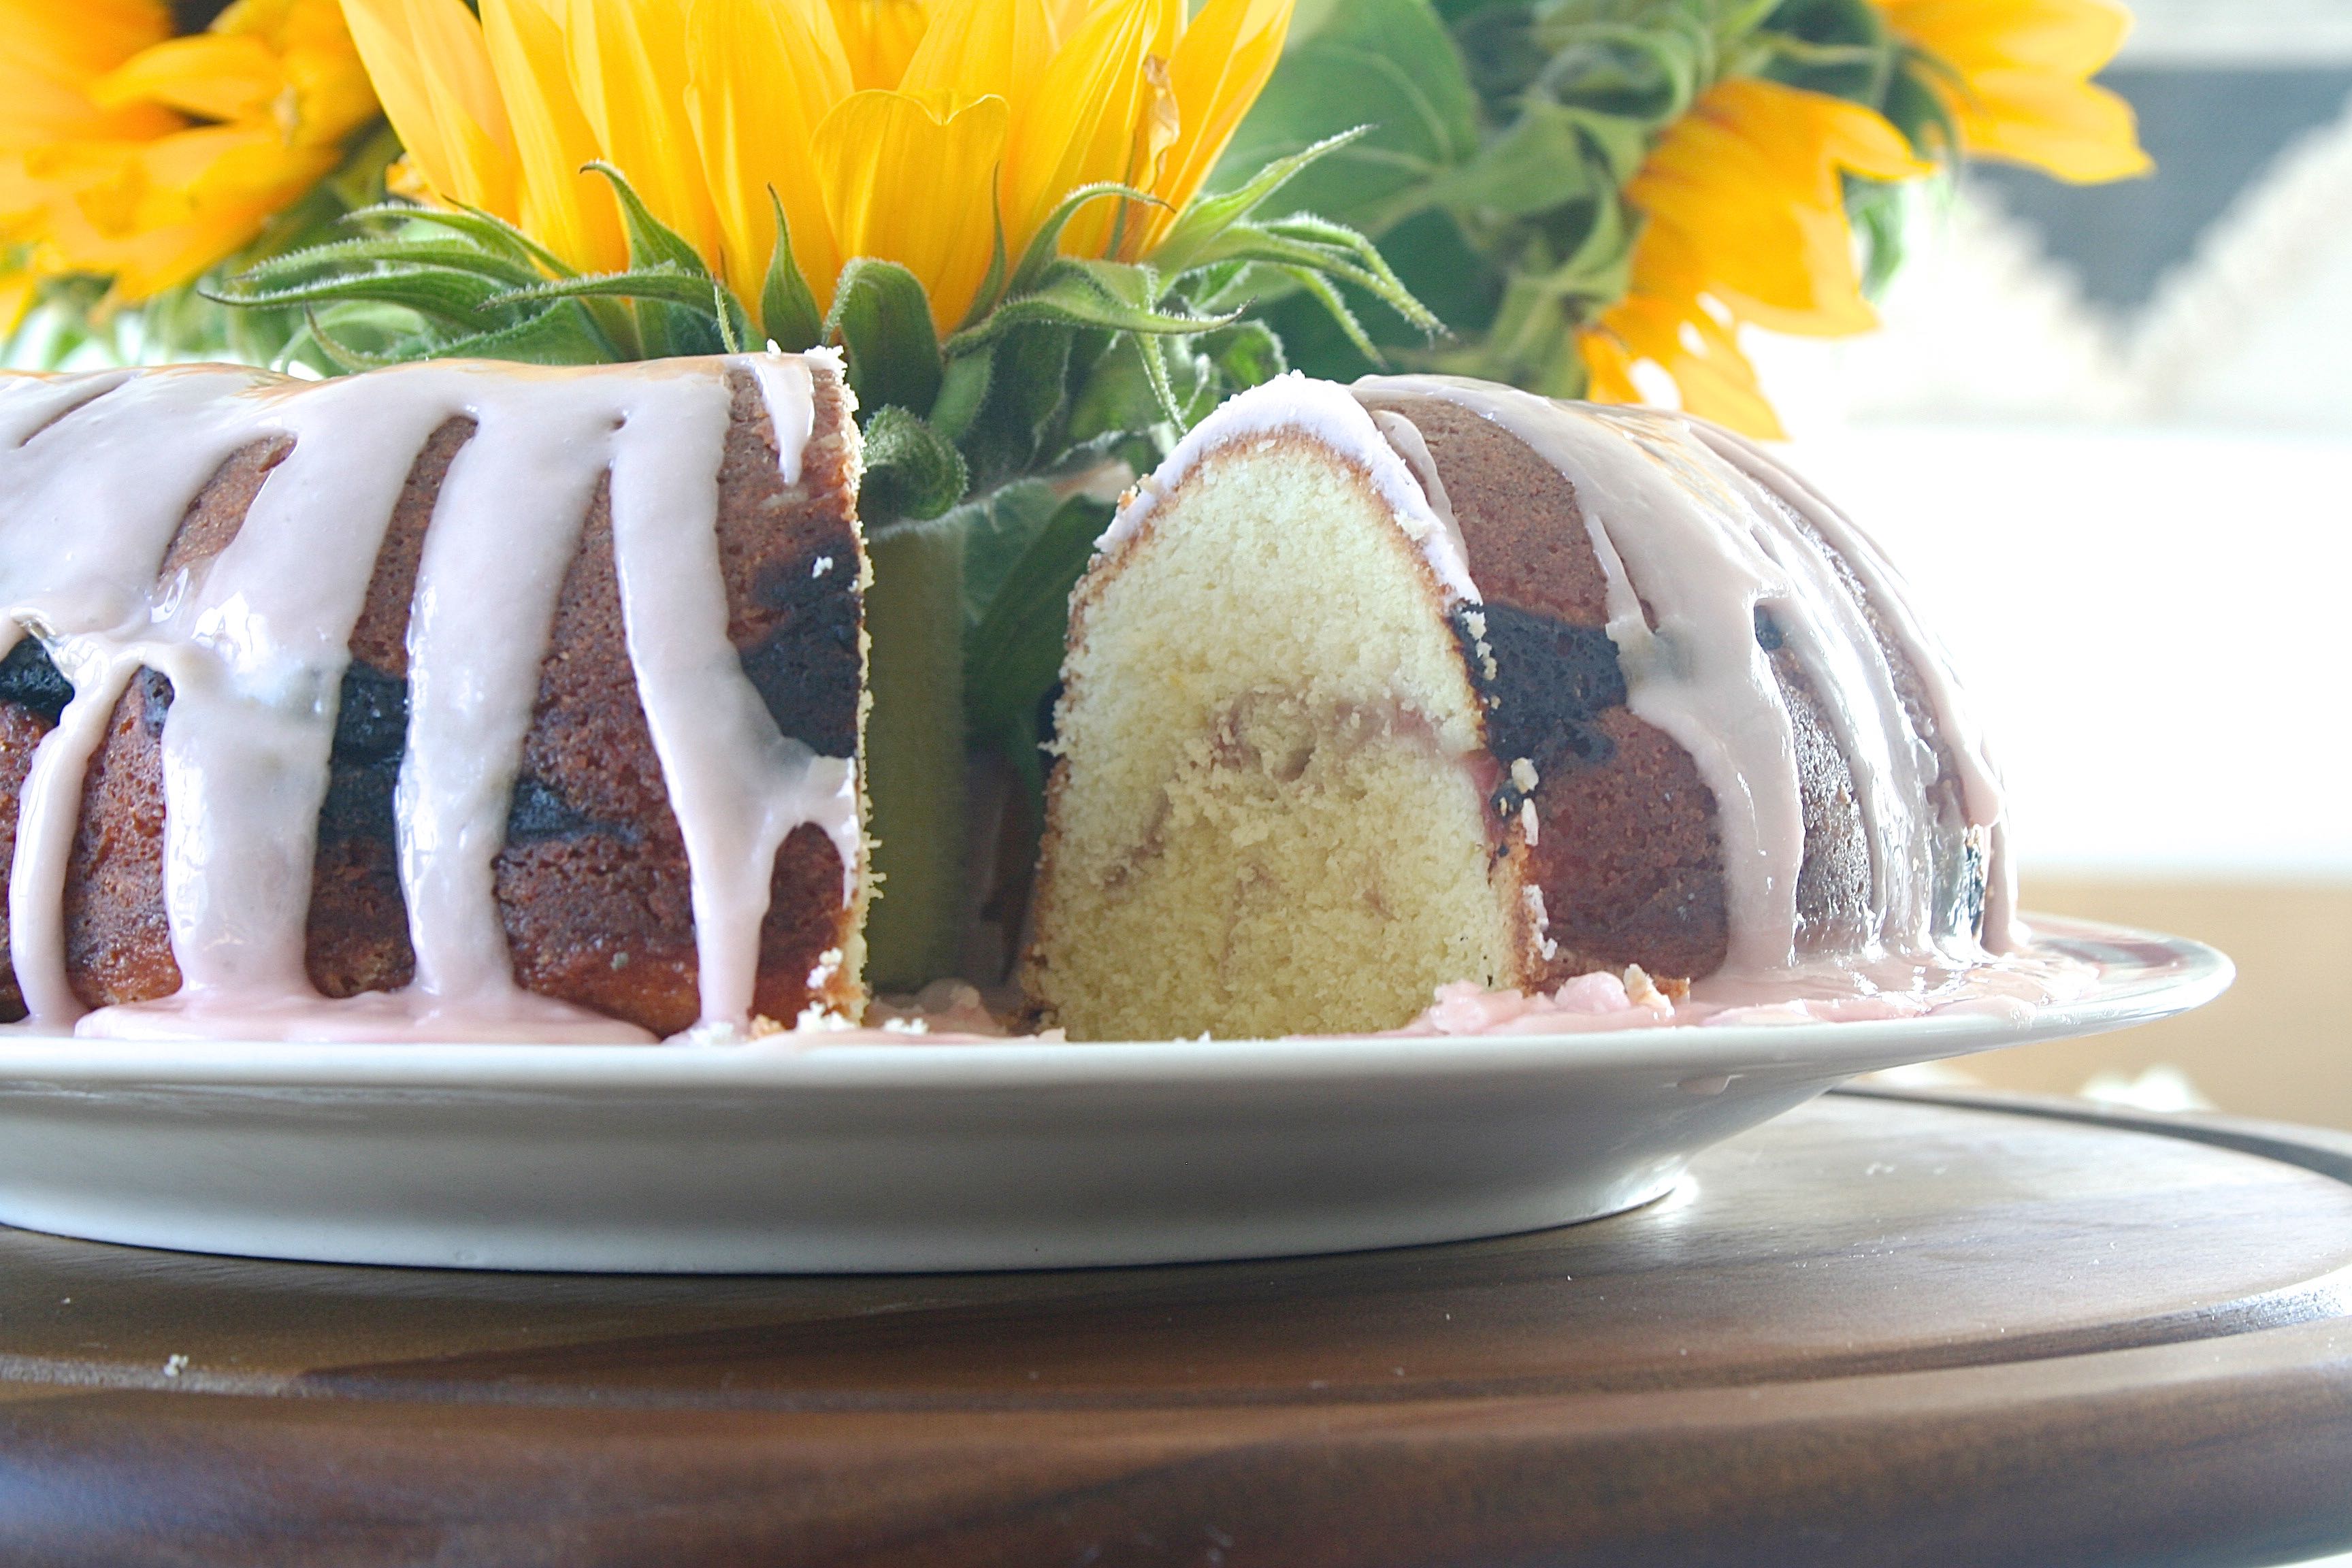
250,0,382,147
479,0,623,274
1877,0,2148,182
1644,196,1880,338
1575,322,1640,406
88,35,284,124
0,267,37,338
143,121,336,208
39,123,335,297
685,0,850,304
1688,77,1927,198
815,88,1007,330
1006,0,1172,257
899,0,1055,105
1629,80,1920,337
0,1,172,82
0,1,180,148
1600,293,1784,440
1945,69,2150,183
1881,0,2129,76
563,0,719,266
341,0,519,218
1130,0,1290,256
826,0,931,91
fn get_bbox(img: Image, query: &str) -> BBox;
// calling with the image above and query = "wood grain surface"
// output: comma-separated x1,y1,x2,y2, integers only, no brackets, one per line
0,1089,2347,1567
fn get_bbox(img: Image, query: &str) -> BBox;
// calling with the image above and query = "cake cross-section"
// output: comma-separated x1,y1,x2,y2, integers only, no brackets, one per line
1026,373,2010,1040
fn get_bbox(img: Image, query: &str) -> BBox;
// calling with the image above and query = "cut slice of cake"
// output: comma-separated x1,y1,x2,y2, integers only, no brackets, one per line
1025,373,2010,1041
0,353,866,1041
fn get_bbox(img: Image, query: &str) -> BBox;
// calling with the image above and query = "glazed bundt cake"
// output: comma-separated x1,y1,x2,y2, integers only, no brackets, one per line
1026,373,2012,1040
0,353,866,1042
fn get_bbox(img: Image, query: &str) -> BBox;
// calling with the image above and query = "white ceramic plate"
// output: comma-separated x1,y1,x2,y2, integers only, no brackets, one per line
0,915,2228,1273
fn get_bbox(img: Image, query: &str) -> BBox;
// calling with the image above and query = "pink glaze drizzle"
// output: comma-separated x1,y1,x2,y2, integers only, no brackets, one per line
1351,375,2012,973
1095,372,1481,604
0,355,861,1043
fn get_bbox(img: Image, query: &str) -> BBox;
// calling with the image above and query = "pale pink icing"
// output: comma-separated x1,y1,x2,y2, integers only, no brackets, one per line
772,979,1051,1047
0,353,861,1044
1680,422,2023,953
774,948,2097,1044
1094,372,1480,603
1386,949,2095,1038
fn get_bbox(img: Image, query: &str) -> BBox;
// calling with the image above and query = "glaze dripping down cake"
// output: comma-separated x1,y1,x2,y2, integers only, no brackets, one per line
1026,374,2012,1041
0,353,867,1042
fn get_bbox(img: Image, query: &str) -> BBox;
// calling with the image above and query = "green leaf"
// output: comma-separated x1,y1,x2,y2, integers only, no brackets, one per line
1844,174,1912,296
484,263,734,316
1064,327,1191,439
1134,333,1186,429
234,233,544,291
1755,0,1899,107
1435,99,1644,218
1064,328,1168,448
1151,127,1369,276
341,201,578,279
300,308,416,374
1534,16,1709,125
760,189,824,350
1196,320,1287,389
1884,44,1965,162
585,161,730,357
282,299,442,368
951,325,1075,486
444,203,582,280
587,162,708,278
1162,338,1225,425
206,265,508,329
1217,0,1479,231
1176,213,1441,337
861,404,970,527
964,493,1109,811
403,300,625,366
826,258,945,419
483,263,757,352
1277,264,1383,363
1007,180,1160,297
945,478,1064,630
958,175,1011,331
949,259,1232,353
930,344,994,442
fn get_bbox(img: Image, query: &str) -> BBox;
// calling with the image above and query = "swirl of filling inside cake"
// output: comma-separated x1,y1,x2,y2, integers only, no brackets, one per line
1024,372,2014,1041
0,354,868,1043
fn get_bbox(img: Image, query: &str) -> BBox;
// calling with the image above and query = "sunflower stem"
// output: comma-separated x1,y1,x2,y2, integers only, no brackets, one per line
861,521,970,992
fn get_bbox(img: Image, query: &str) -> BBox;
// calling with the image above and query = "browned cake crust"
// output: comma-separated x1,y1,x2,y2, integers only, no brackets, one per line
0,363,862,1033
0,704,46,1017
1358,391,1968,983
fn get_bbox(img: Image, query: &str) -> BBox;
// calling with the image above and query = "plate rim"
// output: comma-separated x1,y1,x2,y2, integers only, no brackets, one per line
0,913,2231,1094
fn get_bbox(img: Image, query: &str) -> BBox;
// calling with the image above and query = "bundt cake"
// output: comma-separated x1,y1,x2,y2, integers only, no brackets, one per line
1025,373,2013,1041
0,352,867,1042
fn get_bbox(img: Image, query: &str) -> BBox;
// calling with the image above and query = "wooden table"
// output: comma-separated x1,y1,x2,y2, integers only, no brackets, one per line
1,1088,2348,1567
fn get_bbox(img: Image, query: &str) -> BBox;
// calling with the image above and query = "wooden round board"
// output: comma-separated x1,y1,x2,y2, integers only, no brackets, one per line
0,1088,2347,1566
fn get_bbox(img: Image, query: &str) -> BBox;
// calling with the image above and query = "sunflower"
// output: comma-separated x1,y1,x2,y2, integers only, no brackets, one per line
344,0,1293,333
1876,0,2151,182
1578,77,1929,440
1571,0,2146,438
0,0,378,323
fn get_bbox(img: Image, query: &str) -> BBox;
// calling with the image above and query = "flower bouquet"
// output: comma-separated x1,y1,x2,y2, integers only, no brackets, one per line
1,0,2147,992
